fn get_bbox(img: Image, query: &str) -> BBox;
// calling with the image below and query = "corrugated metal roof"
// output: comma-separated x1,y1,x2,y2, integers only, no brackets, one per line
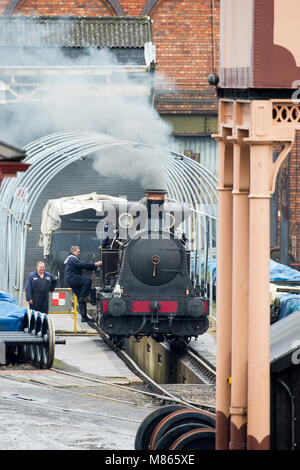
171,136,219,177
0,16,152,48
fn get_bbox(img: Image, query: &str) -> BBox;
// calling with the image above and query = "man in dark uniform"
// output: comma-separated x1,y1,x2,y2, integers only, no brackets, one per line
99,219,119,250
99,220,113,249
64,246,102,322
25,261,58,314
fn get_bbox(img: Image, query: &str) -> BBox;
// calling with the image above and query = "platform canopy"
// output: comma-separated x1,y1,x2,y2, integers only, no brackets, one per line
0,140,26,161
0,139,29,182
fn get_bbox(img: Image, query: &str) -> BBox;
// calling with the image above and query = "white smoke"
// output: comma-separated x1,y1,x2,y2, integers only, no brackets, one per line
0,19,174,189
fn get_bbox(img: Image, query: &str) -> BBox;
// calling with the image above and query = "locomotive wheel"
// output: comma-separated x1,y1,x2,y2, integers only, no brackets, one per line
29,311,37,363
134,405,187,450
154,423,204,450
149,408,216,450
168,336,189,352
34,312,44,367
111,335,125,349
27,312,55,369
100,315,123,335
17,310,32,362
23,310,31,331
169,427,216,450
41,314,55,369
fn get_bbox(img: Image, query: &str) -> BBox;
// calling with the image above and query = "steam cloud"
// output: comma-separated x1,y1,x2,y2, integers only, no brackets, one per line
0,19,174,189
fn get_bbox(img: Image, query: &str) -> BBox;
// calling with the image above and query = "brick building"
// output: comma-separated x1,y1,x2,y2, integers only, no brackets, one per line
0,0,219,118
0,0,220,173
0,0,298,264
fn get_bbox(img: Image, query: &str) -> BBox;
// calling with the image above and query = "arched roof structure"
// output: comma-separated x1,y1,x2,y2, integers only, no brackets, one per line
4,0,124,15
0,130,218,314
142,0,160,15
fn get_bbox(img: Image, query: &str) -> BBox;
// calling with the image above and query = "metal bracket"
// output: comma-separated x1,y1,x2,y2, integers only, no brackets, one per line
230,406,247,417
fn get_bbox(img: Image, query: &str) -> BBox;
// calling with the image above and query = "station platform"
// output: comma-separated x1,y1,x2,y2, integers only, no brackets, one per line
49,313,142,385
50,313,217,383
189,332,217,368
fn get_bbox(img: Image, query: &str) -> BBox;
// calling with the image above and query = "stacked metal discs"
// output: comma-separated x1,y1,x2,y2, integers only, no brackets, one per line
135,405,216,450
1,310,55,368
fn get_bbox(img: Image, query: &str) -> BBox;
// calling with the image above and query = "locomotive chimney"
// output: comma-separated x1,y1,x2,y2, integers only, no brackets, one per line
145,189,167,232
145,189,167,202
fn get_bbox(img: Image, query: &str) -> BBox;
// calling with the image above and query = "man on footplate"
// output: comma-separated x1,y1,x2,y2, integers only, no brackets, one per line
64,246,102,322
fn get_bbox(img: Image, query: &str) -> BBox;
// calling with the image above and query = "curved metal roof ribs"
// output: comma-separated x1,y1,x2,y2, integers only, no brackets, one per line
0,131,218,315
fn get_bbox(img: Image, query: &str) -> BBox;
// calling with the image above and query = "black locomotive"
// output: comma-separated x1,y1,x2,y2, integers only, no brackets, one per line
90,189,209,346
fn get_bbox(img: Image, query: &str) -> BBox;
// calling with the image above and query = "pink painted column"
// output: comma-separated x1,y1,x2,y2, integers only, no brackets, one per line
229,139,249,450
247,142,272,450
215,133,233,450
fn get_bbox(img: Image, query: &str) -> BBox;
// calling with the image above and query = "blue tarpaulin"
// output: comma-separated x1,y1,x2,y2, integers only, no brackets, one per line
0,292,27,331
276,294,300,320
196,258,300,285
192,256,300,322
269,259,300,282
269,261,300,321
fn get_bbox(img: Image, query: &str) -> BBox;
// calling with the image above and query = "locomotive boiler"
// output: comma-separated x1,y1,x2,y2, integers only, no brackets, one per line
90,189,209,346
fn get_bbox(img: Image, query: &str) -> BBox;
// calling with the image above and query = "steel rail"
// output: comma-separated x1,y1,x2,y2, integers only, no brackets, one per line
0,367,214,412
0,391,143,424
87,317,215,412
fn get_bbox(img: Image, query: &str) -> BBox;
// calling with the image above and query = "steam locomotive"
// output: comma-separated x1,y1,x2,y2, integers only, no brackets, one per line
90,189,209,346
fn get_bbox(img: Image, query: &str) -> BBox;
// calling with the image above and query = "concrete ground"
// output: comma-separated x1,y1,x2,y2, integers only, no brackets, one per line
0,373,152,450
0,313,153,450
51,313,141,384
0,310,217,450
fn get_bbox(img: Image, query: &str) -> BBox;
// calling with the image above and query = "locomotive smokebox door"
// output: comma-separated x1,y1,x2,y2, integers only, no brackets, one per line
129,238,182,286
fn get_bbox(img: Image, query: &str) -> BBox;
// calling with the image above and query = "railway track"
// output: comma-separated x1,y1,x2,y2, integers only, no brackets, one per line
183,347,216,386
0,313,215,411
86,316,216,412
0,365,216,450
0,318,216,450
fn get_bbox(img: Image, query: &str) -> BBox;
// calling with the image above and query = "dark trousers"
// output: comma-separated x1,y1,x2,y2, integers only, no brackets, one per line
66,275,91,317
30,298,49,315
